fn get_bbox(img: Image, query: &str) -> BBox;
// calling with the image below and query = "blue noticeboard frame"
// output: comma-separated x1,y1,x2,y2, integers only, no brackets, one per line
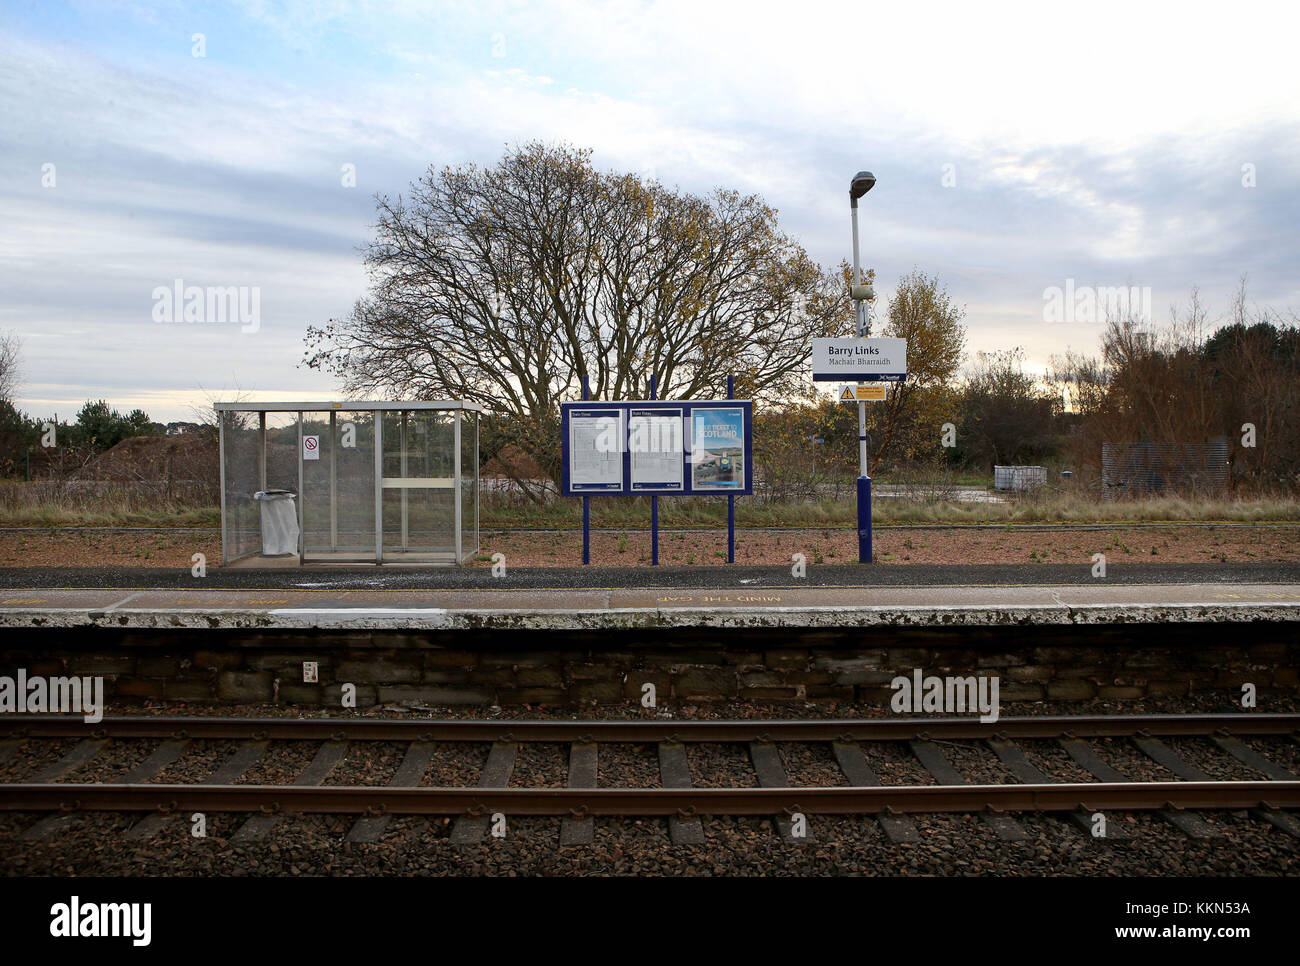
560,400,753,498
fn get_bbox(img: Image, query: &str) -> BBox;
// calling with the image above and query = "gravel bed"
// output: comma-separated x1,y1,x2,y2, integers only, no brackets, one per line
508,743,566,788
422,742,487,787
861,742,935,785
686,743,756,788
1087,737,1230,836
152,740,244,783
5,524,1300,568
777,741,846,786
323,742,406,786
1020,739,1096,783
1,804,1295,875
1088,736,1176,782
0,738,82,782
928,739,1020,784
51,737,156,783
1242,735,1300,777
469,526,1300,567
595,743,660,788
234,741,321,785
1163,737,1261,781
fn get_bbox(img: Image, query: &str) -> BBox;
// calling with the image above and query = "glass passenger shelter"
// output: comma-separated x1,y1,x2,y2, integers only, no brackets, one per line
215,401,482,565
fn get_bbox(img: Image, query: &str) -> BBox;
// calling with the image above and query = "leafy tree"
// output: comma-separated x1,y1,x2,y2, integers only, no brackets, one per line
956,348,1059,469
864,269,967,471
0,400,42,476
754,395,856,500
72,400,160,452
304,142,852,499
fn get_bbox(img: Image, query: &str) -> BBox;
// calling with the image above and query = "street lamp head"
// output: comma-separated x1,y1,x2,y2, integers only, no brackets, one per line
849,170,876,200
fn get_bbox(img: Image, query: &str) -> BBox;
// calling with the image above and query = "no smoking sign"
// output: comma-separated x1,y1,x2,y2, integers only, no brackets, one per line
302,435,320,460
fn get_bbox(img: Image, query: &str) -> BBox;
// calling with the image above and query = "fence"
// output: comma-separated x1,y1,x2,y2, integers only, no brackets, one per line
993,466,1047,492
1101,438,1230,497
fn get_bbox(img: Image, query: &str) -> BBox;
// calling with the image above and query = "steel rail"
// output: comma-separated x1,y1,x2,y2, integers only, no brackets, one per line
2,780,1297,816
1,714,1296,743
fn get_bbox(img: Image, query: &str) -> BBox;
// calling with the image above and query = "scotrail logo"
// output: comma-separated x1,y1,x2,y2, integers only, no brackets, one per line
890,669,1000,723
0,669,103,723
1043,279,1151,324
151,278,260,333
50,896,151,946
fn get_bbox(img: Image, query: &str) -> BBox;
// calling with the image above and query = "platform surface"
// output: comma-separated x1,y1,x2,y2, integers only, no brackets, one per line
1,561,1298,589
0,564,1297,629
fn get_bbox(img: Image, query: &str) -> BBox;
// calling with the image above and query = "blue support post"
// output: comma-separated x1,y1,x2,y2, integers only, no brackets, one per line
857,474,872,563
727,495,735,564
726,373,735,564
581,374,591,566
649,374,658,566
651,496,659,566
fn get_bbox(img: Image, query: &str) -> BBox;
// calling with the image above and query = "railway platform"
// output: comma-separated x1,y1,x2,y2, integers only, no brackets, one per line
0,562,1298,630
2,563,1296,710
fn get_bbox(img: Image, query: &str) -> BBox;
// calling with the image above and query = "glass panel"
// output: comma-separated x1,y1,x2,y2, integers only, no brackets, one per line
264,413,300,494
460,411,479,559
221,410,262,561
381,410,456,558
302,411,376,560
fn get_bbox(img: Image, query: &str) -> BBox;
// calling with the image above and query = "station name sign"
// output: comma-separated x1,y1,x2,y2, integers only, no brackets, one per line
560,400,753,497
811,337,908,382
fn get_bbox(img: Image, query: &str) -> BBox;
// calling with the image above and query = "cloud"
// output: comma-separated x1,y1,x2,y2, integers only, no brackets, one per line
1,1,1298,421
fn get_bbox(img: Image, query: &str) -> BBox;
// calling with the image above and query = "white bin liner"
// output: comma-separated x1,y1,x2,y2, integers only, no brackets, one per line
253,490,300,556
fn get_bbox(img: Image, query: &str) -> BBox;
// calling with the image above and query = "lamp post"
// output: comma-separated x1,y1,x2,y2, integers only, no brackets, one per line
849,170,875,563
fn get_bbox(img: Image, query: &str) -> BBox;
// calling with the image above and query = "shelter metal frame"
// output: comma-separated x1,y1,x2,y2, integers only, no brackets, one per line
215,401,482,566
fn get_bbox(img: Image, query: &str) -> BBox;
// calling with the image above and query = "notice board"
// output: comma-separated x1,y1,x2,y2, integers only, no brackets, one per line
560,400,753,497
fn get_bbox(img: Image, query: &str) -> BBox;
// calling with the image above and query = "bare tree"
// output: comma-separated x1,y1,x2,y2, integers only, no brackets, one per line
958,348,1058,469
304,143,851,498
191,383,255,435
1051,282,1300,491
0,330,20,406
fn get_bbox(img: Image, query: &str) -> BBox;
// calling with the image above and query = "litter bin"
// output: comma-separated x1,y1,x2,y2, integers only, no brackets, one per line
253,490,300,556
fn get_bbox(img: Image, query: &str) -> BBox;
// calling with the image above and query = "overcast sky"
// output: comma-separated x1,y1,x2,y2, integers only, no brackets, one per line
3,0,1297,422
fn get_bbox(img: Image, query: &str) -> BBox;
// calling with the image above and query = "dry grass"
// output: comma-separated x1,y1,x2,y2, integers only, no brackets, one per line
0,477,1295,530
0,480,218,528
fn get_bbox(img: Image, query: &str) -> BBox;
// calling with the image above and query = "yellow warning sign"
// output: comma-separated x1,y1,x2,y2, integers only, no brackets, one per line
839,385,886,401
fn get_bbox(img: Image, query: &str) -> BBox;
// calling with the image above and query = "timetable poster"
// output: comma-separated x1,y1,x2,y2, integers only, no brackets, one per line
629,409,684,491
690,407,744,490
568,410,624,491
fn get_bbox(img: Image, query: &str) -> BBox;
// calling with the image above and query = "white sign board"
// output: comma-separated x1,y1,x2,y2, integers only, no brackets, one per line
302,435,320,460
628,409,684,491
811,337,907,382
568,411,624,490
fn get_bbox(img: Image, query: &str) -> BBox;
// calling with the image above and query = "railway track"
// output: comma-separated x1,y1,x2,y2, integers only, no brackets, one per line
2,714,1298,846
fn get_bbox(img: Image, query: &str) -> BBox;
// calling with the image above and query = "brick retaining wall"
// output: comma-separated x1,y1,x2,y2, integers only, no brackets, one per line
1,624,1295,709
